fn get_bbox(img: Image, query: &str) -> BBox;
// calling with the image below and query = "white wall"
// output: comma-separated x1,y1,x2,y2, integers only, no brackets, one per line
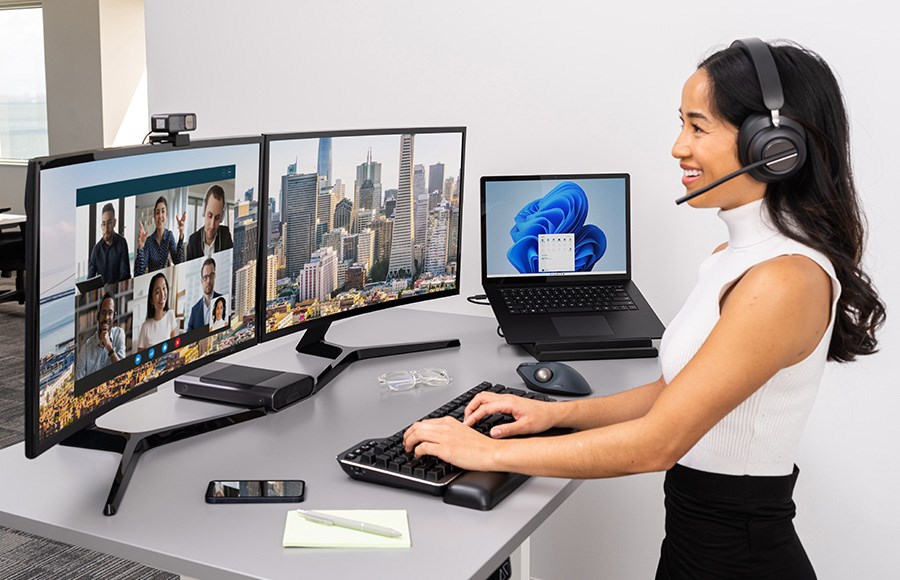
145,2,899,578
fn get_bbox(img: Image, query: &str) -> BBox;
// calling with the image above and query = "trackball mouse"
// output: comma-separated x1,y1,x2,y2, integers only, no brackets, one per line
515,362,592,397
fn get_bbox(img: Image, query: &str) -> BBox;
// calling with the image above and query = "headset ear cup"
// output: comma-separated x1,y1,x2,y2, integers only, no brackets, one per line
738,115,808,183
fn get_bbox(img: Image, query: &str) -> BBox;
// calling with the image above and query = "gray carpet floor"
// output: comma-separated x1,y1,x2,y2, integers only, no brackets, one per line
0,278,179,580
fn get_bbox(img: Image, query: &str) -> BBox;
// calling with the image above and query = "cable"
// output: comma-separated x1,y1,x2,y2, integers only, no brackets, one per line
496,325,504,338
141,131,152,144
466,294,490,306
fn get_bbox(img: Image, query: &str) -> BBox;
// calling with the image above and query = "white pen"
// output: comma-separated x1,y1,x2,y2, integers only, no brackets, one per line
296,509,403,538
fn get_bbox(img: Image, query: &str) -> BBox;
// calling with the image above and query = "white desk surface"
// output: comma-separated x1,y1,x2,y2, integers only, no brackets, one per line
0,308,661,579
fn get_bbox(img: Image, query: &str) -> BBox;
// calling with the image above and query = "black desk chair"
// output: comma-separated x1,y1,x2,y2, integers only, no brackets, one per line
0,207,26,305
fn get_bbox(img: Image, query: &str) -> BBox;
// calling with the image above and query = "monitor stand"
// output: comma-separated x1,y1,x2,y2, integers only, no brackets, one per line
295,319,461,391
59,406,266,516
520,338,658,361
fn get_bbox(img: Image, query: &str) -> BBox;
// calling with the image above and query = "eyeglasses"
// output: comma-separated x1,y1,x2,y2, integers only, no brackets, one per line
377,368,452,392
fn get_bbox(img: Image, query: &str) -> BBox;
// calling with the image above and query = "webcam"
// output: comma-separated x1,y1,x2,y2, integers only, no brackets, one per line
149,113,197,147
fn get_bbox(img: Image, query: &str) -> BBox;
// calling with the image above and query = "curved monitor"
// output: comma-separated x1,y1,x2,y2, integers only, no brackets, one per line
259,128,465,385
24,136,264,460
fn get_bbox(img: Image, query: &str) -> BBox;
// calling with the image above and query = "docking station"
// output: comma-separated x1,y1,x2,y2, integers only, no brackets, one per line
174,362,315,411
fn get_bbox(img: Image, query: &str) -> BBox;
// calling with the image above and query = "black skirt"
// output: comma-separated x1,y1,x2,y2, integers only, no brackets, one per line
656,463,816,579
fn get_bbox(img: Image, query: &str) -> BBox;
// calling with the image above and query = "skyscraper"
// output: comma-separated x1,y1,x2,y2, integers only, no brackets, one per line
353,148,382,232
354,148,382,208
357,228,374,271
448,202,460,268
234,261,256,321
388,134,414,277
317,137,333,191
233,219,258,269
428,163,445,204
413,164,427,249
282,171,318,278
332,178,346,226
383,189,397,219
333,198,352,231
266,254,278,302
372,215,393,264
316,180,331,240
298,247,338,302
424,206,450,276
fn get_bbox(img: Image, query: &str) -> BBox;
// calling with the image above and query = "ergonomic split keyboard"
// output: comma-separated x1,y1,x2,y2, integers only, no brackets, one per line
499,284,637,315
336,381,561,510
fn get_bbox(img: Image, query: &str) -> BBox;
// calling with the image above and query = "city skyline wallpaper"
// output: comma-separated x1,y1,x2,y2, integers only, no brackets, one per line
264,130,464,336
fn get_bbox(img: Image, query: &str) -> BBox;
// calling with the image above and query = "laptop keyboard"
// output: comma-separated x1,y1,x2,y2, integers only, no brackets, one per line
499,284,637,314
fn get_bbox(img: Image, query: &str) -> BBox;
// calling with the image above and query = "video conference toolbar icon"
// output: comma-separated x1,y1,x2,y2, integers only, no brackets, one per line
174,337,181,348
148,348,156,360
161,342,169,354
134,353,142,365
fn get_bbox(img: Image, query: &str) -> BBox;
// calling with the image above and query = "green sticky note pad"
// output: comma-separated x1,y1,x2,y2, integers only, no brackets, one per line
283,509,411,549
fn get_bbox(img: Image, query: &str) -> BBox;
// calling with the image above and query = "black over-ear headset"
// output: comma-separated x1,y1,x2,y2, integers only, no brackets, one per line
675,38,809,205
732,37,808,182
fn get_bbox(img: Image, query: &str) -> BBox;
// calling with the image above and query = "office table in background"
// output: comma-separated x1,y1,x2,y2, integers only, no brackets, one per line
0,309,661,579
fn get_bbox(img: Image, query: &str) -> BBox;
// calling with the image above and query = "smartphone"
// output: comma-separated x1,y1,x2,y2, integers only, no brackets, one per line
205,480,306,504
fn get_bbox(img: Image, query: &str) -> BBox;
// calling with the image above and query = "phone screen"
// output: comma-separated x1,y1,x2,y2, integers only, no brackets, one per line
205,480,305,503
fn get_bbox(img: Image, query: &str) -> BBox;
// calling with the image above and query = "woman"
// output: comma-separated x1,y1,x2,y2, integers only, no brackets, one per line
403,39,885,577
134,196,185,276
209,296,227,331
137,272,179,349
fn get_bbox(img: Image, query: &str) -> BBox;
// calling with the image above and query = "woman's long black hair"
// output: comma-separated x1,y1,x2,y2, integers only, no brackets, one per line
700,41,885,362
146,272,170,320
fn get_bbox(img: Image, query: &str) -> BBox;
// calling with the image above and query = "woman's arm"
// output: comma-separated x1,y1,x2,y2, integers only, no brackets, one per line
405,255,833,478
551,376,667,430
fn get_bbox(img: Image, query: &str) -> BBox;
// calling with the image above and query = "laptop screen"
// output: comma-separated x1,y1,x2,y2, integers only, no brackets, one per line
482,174,629,279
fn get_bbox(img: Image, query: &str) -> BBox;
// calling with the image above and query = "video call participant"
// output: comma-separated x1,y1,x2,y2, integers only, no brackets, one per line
403,39,885,579
186,184,233,261
87,203,131,284
136,272,179,349
209,296,228,331
186,257,222,332
135,196,185,276
75,292,126,380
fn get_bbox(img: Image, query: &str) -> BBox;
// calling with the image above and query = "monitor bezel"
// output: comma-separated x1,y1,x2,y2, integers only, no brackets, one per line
24,135,265,459
258,126,466,344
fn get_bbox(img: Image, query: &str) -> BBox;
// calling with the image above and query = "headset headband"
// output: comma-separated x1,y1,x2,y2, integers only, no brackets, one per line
731,38,784,126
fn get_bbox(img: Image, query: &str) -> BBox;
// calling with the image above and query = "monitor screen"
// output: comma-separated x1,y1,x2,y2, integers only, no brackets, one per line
25,137,262,458
482,174,629,279
261,128,465,341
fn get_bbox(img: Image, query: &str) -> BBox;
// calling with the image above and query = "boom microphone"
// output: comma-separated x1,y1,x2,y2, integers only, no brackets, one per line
674,150,798,205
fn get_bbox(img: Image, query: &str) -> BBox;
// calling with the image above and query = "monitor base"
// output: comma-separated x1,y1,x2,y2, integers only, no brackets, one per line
59,406,266,516
519,338,658,361
295,320,461,391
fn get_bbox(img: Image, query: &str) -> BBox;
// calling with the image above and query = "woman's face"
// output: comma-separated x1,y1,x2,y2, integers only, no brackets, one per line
154,201,167,231
671,69,765,209
152,277,167,315
215,300,224,319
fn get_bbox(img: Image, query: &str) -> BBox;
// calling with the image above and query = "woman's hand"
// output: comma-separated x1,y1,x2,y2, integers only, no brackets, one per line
464,392,560,438
176,212,186,240
138,222,148,248
403,417,499,472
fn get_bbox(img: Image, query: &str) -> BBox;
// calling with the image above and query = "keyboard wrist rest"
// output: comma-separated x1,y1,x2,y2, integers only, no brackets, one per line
442,471,529,511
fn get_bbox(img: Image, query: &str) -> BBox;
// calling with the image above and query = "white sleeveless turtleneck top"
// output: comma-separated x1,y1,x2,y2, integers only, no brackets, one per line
659,198,841,476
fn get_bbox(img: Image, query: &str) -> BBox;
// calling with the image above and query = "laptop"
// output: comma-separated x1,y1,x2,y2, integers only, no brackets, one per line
480,173,665,361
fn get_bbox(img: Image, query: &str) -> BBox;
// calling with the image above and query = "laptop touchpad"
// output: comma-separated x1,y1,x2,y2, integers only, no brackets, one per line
551,315,614,337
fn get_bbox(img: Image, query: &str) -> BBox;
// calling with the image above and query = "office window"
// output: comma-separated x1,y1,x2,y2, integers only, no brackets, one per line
0,3,48,161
